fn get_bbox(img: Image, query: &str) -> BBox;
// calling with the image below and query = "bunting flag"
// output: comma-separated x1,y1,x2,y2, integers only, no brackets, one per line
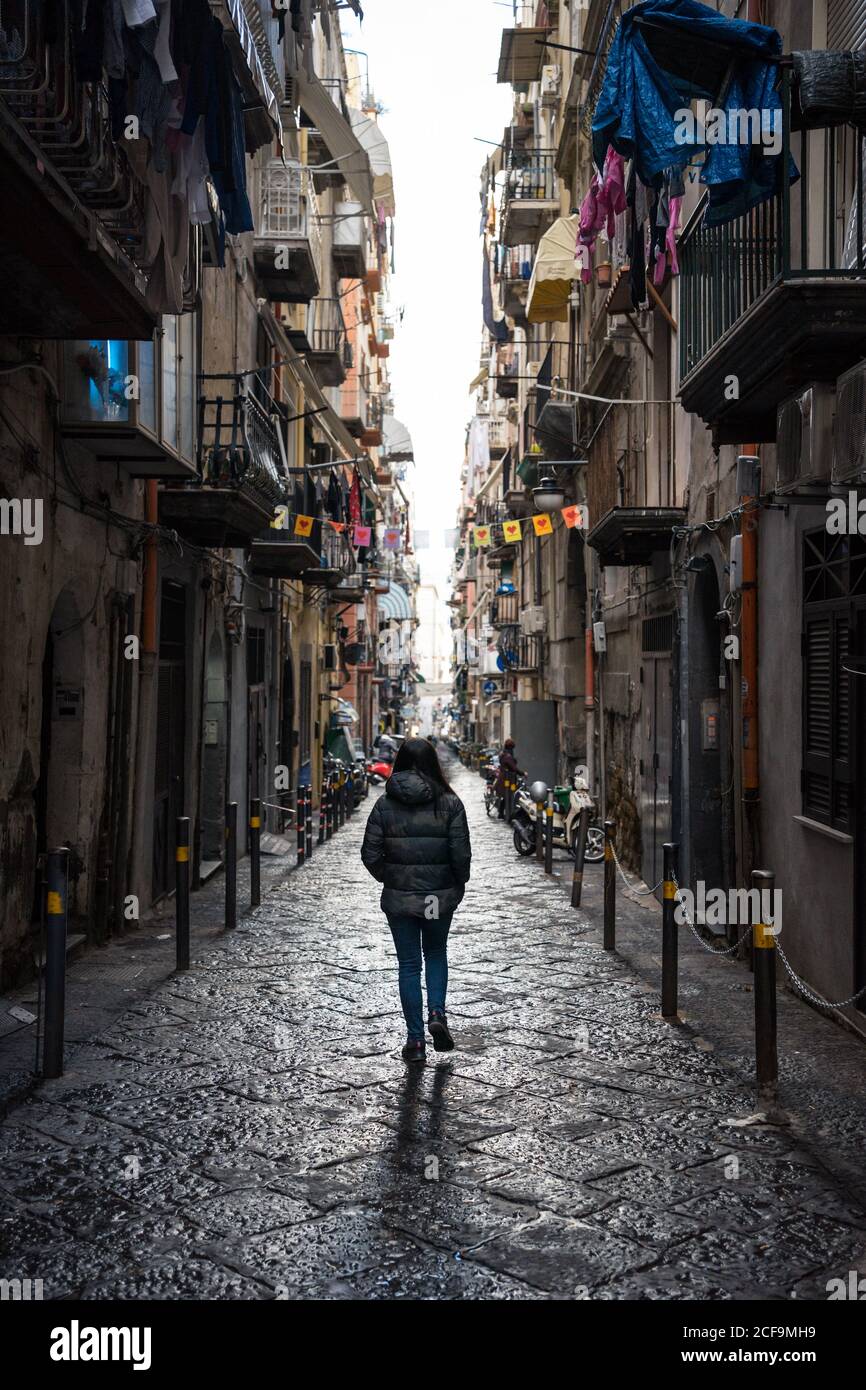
383,527,401,552
561,504,589,530
294,514,314,537
352,524,372,547
502,518,522,543
472,525,491,547
326,519,347,532
532,513,554,536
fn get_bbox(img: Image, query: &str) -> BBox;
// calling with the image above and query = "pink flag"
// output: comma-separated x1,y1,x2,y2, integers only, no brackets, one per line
353,524,372,547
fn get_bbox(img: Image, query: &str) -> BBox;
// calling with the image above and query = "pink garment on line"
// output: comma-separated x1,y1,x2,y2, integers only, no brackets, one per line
653,194,683,286
577,145,627,282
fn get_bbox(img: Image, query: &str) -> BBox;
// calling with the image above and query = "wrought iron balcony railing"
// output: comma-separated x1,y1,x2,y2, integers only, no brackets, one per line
679,68,865,394
501,150,557,206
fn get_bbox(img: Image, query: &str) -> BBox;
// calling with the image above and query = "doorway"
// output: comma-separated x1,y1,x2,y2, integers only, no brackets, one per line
152,581,187,901
688,564,728,904
201,629,227,867
640,613,675,898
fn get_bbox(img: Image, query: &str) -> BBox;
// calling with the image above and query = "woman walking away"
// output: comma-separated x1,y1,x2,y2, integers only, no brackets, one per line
361,737,471,1065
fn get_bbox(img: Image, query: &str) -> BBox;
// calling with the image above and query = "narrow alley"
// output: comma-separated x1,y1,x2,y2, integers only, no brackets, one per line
3,762,866,1302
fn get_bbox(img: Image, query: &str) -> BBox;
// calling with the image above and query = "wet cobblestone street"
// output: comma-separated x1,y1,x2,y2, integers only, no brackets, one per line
2,766,866,1301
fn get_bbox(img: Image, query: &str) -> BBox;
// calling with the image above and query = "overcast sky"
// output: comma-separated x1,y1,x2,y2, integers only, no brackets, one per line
341,1,513,607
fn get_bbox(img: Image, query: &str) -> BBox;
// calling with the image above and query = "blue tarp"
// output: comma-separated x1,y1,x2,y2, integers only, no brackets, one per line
592,0,796,226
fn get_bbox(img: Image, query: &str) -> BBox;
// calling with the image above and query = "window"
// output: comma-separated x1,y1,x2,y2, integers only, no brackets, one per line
246,627,266,686
802,530,865,830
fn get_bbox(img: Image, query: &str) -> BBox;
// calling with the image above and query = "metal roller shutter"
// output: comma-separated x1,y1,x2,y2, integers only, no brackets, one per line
827,0,866,51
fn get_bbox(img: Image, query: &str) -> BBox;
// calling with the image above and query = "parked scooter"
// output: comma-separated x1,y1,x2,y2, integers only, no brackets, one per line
481,755,500,817
511,771,605,862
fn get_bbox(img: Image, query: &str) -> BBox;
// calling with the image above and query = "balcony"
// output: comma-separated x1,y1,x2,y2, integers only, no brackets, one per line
584,402,684,567
307,298,350,387
332,201,367,280
159,381,287,546
254,160,322,304
0,0,155,338
500,151,558,247
491,590,520,627
487,415,511,458
498,243,534,320
679,75,866,444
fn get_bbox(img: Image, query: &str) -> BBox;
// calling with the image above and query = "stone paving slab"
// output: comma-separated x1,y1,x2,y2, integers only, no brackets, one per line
1,762,866,1299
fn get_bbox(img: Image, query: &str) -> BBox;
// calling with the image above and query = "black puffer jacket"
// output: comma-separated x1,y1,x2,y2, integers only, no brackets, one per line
361,770,471,918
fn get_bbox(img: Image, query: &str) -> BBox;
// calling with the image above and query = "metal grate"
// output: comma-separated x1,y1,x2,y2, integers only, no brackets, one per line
642,612,676,655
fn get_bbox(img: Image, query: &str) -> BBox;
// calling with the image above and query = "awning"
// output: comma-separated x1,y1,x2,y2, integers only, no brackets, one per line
381,415,414,463
497,27,549,84
211,0,282,150
378,581,413,621
527,215,580,324
469,366,487,393
295,68,374,216
349,110,395,216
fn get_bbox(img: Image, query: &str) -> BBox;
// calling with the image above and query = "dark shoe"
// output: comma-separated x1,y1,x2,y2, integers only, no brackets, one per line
428,1010,454,1052
401,1039,426,1065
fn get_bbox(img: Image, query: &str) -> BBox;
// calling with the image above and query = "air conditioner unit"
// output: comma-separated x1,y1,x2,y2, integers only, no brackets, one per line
520,605,545,635
831,360,866,486
774,384,834,493
323,643,338,671
541,64,561,100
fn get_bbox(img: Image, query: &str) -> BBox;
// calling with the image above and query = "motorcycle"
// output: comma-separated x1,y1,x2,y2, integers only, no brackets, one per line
366,757,393,784
511,772,605,863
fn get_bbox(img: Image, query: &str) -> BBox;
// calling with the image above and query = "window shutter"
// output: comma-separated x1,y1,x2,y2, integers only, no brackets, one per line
803,610,853,829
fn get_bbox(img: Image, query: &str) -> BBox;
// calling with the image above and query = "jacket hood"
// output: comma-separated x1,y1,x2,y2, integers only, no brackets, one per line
386,770,436,805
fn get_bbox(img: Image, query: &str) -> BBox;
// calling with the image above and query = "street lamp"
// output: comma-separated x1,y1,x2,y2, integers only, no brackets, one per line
532,476,566,512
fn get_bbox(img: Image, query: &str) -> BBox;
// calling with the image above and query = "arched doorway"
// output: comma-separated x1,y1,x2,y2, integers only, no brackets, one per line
33,587,86,921
201,628,227,866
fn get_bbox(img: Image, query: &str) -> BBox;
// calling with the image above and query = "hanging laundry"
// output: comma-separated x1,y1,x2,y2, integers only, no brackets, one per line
592,0,795,227
577,144,627,282
482,239,510,343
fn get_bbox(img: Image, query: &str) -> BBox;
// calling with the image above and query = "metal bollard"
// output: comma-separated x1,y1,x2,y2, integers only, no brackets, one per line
544,792,554,875
570,806,591,909
305,786,313,860
176,817,191,970
249,798,261,909
296,787,306,866
535,798,545,863
317,777,327,845
338,772,346,829
43,848,69,1079
661,842,679,1018
346,770,354,818
752,868,778,1095
225,802,237,930
326,776,334,841
603,819,616,951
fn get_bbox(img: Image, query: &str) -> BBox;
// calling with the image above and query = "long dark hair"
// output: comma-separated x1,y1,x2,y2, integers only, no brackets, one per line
392,737,455,808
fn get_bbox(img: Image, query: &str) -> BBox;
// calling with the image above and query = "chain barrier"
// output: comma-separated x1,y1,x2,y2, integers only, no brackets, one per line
671,869,752,956
775,940,866,1014
607,838,662,898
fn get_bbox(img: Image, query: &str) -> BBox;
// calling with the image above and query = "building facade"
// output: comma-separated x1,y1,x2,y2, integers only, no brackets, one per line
0,1,417,987
451,0,866,1029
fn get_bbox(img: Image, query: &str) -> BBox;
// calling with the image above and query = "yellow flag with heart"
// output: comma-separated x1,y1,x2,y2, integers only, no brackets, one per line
532,512,553,536
294,514,314,537
502,518,522,543
473,525,491,547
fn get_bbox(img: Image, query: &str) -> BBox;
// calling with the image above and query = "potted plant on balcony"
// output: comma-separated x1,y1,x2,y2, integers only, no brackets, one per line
596,260,612,288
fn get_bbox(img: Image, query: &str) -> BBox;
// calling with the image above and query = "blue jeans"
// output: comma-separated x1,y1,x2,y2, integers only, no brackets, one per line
387,913,453,1042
